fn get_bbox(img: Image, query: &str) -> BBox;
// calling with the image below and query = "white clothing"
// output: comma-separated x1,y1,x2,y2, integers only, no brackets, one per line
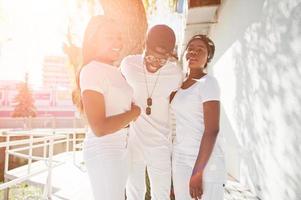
126,141,172,200
80,61,133,138
172,161,224,200
120,55,183,147
80,61,133,200
84,129,129,200
120,55,183,199
171,74,226,200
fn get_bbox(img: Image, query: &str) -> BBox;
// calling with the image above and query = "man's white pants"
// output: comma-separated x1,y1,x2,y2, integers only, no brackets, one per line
126,139,172,200
83,129,129,200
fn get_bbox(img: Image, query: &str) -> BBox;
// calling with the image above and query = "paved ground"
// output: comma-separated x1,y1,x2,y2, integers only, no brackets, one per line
1,151,260,200
1,181,261,200
225,181,260,200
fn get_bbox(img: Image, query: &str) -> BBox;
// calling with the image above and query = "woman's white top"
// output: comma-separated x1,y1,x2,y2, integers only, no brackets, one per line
80,61,134,139
171,74,224,157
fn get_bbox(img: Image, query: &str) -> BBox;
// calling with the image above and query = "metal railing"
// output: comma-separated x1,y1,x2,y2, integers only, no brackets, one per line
0,128,86,200
0,117,85,129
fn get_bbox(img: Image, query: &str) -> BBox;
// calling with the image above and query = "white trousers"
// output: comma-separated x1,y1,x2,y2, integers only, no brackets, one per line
126,139,172,200
83,129,129,200
172,151,226,200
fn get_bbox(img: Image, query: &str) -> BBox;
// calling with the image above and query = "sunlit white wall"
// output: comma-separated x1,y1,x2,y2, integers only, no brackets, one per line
209,0,301,199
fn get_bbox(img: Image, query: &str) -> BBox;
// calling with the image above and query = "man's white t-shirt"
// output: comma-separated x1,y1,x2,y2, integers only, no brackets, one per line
120,55,183,147
80,61,133,139
171,74,224,157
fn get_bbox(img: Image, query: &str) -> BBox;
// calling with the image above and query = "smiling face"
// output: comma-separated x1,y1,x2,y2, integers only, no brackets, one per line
144,46,170,73
185,39,209,70
94,24,123,64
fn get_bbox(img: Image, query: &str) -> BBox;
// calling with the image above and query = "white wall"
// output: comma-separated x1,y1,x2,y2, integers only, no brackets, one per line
209,0,301,199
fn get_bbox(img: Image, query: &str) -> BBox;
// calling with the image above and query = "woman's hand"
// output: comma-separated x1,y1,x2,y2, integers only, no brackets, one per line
189,171,203,200
130,103,141,121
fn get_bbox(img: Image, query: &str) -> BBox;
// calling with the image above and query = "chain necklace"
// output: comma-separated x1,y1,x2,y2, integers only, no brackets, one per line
142,62,161,115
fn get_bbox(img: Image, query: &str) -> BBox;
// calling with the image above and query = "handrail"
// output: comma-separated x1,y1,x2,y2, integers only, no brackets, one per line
0,136,64,148
0,162,62,191
0,128,86,200
6,137,66,152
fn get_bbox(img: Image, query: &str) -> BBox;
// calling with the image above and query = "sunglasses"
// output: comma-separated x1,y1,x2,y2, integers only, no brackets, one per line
144,55,169,66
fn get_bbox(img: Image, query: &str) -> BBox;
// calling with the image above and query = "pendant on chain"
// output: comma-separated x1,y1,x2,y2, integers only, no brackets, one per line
147,97,152,106
146,107,151,115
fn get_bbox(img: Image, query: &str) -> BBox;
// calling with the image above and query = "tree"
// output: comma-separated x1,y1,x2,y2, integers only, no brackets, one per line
64,0,150,75
99,0,147,63
143,0,178,14
63,22,82,82
11,73,37,118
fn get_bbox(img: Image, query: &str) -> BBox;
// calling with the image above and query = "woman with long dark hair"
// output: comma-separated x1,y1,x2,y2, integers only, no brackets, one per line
171,35,226,200
73,15,141,200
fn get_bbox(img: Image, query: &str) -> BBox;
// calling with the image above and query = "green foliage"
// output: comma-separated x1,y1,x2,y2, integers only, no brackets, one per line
169,0,177,11
0,183,42,200
143,0,178,14
143,0,157,14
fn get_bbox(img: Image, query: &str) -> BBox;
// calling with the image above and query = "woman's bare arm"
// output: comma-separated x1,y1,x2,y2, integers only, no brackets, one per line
189,100,220,199
82,90,140,137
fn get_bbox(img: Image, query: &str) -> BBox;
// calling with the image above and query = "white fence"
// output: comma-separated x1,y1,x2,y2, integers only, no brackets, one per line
0,128,86,200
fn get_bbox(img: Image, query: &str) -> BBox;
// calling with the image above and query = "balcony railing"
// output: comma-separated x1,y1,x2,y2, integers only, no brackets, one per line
0,128,86,200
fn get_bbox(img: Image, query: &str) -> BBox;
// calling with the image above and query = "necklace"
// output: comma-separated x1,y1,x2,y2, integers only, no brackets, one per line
142,62,161,115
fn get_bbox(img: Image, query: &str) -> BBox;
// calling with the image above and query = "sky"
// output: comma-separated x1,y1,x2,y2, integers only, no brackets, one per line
0,0,182,87
0,0,89,87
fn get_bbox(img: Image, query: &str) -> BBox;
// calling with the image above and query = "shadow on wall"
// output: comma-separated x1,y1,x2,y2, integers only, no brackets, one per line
233,1,301,199
209,0,265,187
211,0,301,199
209,0,265,182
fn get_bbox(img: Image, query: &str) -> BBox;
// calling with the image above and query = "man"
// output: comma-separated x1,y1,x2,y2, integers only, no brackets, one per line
120,25,183,199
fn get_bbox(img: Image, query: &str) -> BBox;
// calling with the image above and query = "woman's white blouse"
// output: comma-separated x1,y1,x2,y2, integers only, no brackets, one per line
80,61,133,138
171,74,224,157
